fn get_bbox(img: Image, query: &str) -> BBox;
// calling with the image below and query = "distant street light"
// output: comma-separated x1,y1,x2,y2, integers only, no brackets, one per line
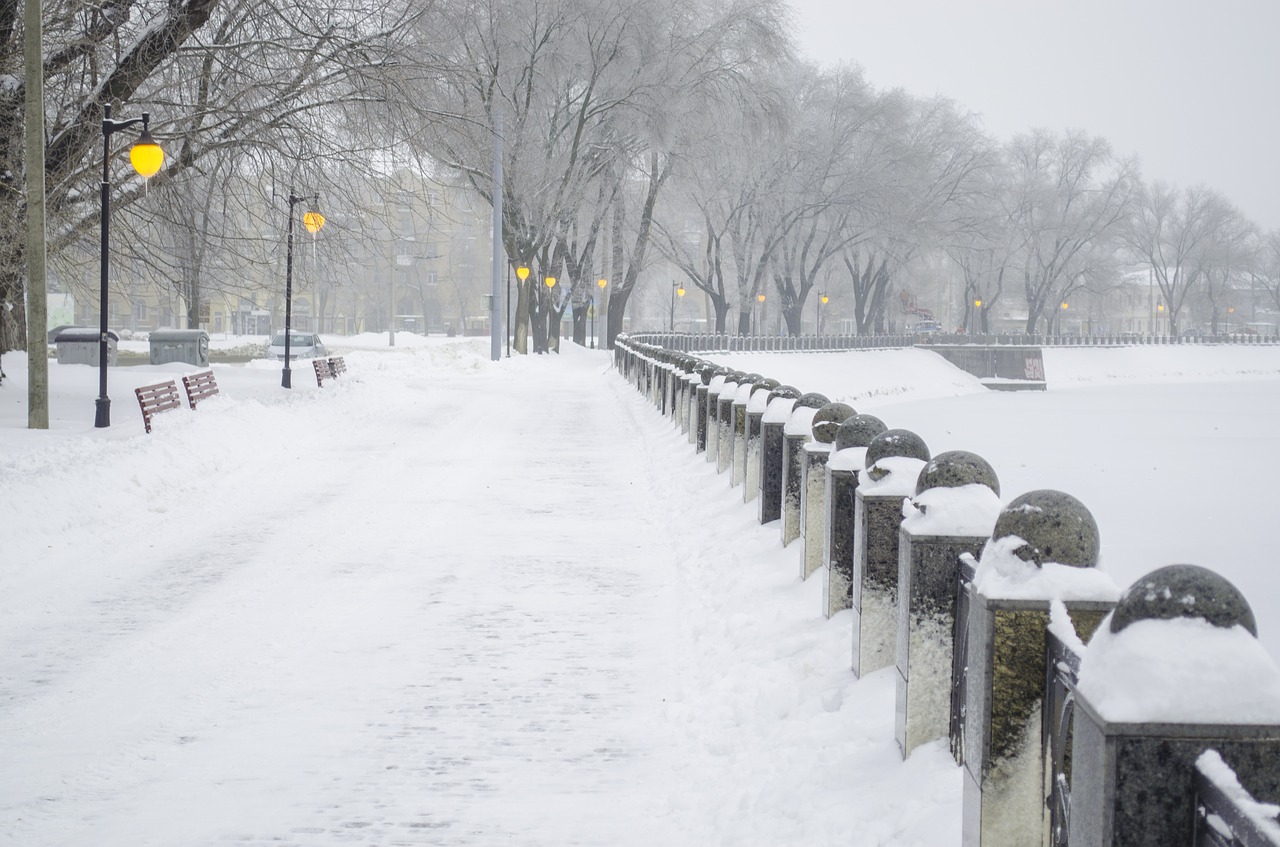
281,192,324,389
670,281,685,330
817,291,828,335
592,277,606,349
511,265,529,357
95,106,163,427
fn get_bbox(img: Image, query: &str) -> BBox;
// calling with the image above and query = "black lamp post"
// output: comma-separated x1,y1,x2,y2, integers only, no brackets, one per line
670,280,684,331
594,277,607,349
95,105,163,427
281,192,324,388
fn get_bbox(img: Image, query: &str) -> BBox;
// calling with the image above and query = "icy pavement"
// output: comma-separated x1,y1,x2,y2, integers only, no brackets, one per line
0,342,960,846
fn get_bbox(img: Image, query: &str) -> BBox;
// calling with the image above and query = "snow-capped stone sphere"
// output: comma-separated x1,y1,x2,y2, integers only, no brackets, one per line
811,402,857,444
864,428,930,470
914,450,1001,497
751,378,781,396
767,385,802,402
991,489,1099,568
834,414,888,451
793,392,830,410
1110,564,1257,636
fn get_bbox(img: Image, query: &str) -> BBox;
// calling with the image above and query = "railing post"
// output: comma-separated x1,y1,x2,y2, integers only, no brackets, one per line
895,451,1002,759
743,379,780,504
1070,565,1280,846
801,403,854,580
823,414,887,618
759,387,801,525
851,429,931,677
961,490,1118,847
781,393,830,548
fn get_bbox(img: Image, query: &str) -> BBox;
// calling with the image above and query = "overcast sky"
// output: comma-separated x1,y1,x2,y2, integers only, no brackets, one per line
786,0,1280,230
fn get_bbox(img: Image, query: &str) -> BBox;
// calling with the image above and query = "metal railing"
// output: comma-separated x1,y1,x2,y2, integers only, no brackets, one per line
1194,754,1280,846
1044,628,1084,847
622,330,1279,352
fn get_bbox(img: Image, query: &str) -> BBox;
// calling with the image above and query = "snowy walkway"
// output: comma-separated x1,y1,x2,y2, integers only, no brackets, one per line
1,344,955,846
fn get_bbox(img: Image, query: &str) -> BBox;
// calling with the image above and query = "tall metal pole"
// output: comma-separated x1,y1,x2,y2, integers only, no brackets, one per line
95,107,148,427
282,192,299,388
24,0,47,429
490,110,504,361
669,281,676,331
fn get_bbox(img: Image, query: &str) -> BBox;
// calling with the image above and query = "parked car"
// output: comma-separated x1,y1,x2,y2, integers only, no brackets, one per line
267,331,328,360
907,320,943,335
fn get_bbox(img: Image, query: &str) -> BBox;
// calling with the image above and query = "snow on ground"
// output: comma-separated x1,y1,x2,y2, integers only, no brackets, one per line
0,338,1277,845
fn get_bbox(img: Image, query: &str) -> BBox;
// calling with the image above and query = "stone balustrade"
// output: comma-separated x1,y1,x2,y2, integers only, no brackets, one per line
612,336,1280,847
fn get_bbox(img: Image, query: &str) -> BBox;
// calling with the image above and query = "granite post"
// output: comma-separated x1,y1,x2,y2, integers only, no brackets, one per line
1069,565,1280,847
961,490,1119,847
781,393,829,548
743,379,779,504
800,403,854,580
758,387,800,525
895,451,1002,759
851,429,931,678
823,415,887,618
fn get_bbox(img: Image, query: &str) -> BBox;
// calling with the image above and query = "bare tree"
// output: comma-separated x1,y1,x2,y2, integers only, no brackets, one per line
1006,130,1136,334
1123,182,1240,336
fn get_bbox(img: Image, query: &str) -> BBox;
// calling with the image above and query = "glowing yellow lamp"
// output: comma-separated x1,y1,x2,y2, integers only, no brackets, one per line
545,276,556,288
757,293,765,303
597,278,607,288
516,266,530,281
129,128,164,179
677,286,685,297
303,210,326,234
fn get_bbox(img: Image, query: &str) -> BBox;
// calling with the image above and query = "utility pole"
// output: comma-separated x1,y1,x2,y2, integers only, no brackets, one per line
24,0,47,428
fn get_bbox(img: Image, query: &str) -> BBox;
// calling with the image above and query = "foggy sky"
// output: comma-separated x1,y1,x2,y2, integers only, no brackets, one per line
788,0,1280,230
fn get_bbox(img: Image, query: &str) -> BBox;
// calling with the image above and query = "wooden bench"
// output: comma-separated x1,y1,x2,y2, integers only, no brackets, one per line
135,380,182,433
314,356,347,387
313,358,333,386
182,370,219,409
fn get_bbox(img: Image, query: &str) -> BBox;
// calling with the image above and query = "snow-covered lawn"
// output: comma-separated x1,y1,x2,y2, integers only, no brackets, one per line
1,338,1277,845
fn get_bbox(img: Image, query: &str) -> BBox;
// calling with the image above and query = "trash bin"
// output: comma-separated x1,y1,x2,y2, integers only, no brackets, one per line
55,328,118,366
149,329,210,366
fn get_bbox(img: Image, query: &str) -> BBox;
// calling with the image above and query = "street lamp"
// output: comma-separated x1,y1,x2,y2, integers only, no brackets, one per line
95,106,163,427
512,265,529,356
756,292,765,335
817,291,828,335
281,191,324,388
670,281,685,330
592,277,606,349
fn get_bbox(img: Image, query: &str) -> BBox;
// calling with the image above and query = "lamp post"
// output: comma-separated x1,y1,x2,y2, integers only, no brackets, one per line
816,291,828,336
592,277,606,349
670,281,685,331
281,192,324,388
755,292,765,336
95,106,163,427
512,265,529,356
543,275,557,353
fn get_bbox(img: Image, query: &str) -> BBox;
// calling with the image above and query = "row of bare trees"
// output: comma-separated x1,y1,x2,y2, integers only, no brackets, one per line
1,0,1277,360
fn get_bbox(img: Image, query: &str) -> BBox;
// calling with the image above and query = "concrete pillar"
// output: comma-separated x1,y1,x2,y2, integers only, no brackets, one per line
1069,565,1280,847
961,490,1118,847
851,429,931,678
758,387,800,525
895,451,1003,759
729,378,758,486
781,393,829,548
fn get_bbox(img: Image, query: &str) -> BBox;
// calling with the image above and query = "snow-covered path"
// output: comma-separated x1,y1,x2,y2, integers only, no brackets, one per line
1,349,700,845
